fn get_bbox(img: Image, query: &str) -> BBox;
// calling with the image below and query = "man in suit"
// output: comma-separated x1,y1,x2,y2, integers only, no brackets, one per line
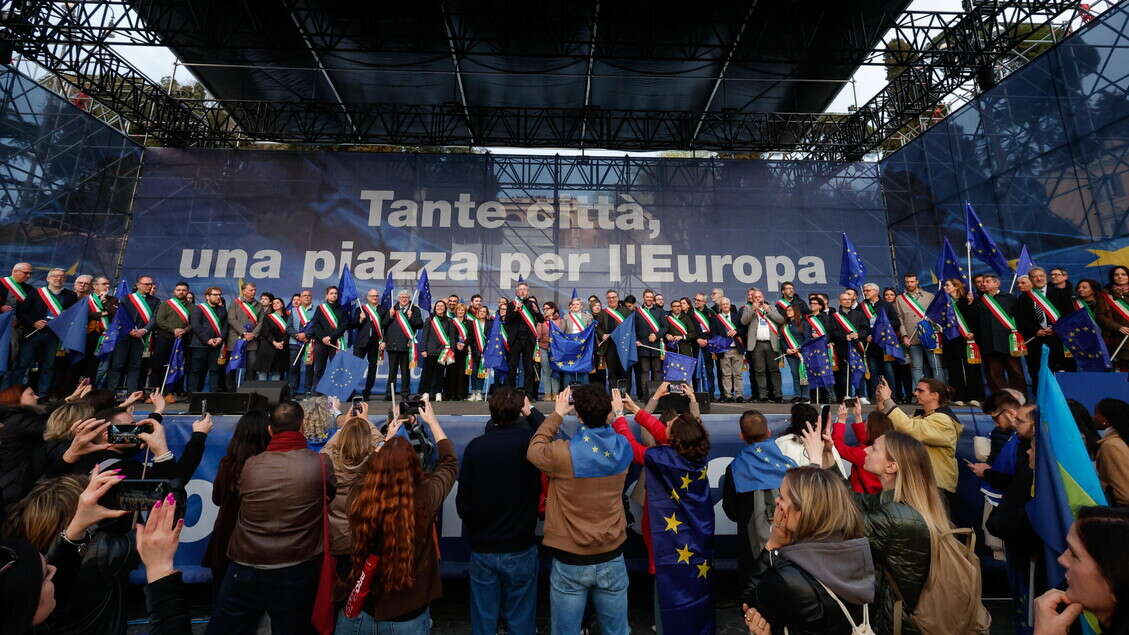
1017,266,1076,384
148,281,192,392
226,282,263,385
381,289,424,399
504,282,543,400
739,288,785,402
830,291,871,403
597,290,629,390
105,274,159,392
286,289,316,396
8,268,79,395
860,282,901,399
309,286,349,382
354,288,387,400
972,273,1027,394
633,289,667,400
188,286,227,392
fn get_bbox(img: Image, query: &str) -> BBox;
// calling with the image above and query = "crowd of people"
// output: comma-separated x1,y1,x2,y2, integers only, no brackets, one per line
2,262,1126,411
1,260,1129,634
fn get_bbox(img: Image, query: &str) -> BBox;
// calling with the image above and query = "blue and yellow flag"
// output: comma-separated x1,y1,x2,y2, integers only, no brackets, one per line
314,349,368,401
568,424,631,478
662,350,696,383
924,290,961,341
1014,244,1037,278
839,233,867,292
646,445,715,635
612,312,639,372
965,201,1012,278
164,337,186,386
47,298,90,361
1026,347,1108,587
872,307,905,362
934,236,968,289
800,336,834,389
731,441,796,493
1053,308,1111,372
483,318,509,372
549,321,595,373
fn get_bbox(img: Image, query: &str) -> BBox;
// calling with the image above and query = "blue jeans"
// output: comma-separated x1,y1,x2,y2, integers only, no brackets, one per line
469,545,538,635
539,350,560,396
334,607,431,634
8,329,58,394
909,343,947,387
205,560,319,635
560,371,588,386
549,556,630,635
785,354,803,397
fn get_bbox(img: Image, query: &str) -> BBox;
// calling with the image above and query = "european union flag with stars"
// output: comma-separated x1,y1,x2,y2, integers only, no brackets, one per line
800,336,834,389
549,321,595,373
314,349,368,401
568,423,632,478
839,232,867,291
1053,308,1111,371
663,351,696,383
965,201,1012,278
164,337,186,386
872,306,906,362
731,441,796,492
483,317,509,372
924,291,961,341
935,237,968,288
645,445,715,635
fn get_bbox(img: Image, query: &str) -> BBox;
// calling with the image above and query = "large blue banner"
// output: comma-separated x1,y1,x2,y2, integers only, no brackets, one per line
123,151,891,303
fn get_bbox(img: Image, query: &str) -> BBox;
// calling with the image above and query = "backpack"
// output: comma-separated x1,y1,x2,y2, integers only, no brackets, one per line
885,528,991,635
814,579,876,635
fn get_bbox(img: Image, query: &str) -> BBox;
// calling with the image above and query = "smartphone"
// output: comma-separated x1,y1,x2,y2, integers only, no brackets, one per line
400,394,423,416
668,382,685,394
351,396,364,415
844,397,858,408
200,398,208,417
615,379,631,393
107,422,153,444
114,388,130,402
105,479,185,519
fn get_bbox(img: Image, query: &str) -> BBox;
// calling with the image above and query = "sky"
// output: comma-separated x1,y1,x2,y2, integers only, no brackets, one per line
100,0,963,155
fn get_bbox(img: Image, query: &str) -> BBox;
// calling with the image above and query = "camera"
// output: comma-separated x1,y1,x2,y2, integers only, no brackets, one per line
107,422,152,445
400,394,424,416
105,479,185,519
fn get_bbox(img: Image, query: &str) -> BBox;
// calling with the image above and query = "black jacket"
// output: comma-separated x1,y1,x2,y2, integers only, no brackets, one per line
0,277,32,308
188,303,227,349
855,491,932,635
0,405,47,515
16,287,79,330
354,304,387,351
973,292,1021,356
503,297,542,343
830,305,870,349
143,572,192,635
634,305,668,359
456,409,544,553
50,529,137,635
381,305,424,352
1016,285,1074,339
309,302,349,342
421,314,456,357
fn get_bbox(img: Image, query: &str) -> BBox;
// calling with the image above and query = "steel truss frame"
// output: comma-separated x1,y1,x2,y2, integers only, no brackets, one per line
0,0,1103,157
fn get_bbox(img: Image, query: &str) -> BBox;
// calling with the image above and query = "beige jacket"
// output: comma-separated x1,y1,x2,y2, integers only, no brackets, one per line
1097,429,1129,506
885,402,962,492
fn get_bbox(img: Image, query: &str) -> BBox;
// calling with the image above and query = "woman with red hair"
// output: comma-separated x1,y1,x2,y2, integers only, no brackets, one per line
337,399,456,632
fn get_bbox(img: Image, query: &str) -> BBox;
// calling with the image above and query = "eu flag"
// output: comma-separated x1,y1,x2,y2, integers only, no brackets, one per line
612,312,639,372
1014,244,1037,278
872,307,906,362
1053,308,1111,372
800,336,834,389
663,350,696,383
1026,347,1107,589
965,201,1012,278
0,311,13,373
378,273,395,311
98,280,132,358
706,335,732,355
924,291,960,341
549,321,595,373
337,264,359,318
227,336,248,371
839,233,867,291
730,441,796,492
416,269,432,314
47,298,90,361
645,445,715,635
483,317,509,372
934,237,968,289
164,337,186,385
314,349,368,401
846,344,867,391
569,423,632,478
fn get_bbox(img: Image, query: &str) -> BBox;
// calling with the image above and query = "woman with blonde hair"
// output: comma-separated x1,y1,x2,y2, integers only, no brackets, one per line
321,402,385,567
741,465,875,635
30,401,95,480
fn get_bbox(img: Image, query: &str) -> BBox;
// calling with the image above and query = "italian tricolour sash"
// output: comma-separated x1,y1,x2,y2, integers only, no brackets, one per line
267,311,288,333
666,314,688,337
471,317,487,378
637,306,660,333
199,303,223,337
982,294,1026,357
898,293,927,320
567,312,585,334
361,305,383,341
1103,292,1129,323
89,294,111,354
37,287,63,317
165,298,190,324
1075,298,1095,321
832,311,858,337
296,305,313,328
430,317,455,365
2,277,26,302
781,324,808,385
691,308,710,333
806,315,837,370
516,300,538,337
605,306,625,325
237,299,260,325
319,304,346,348
860,302,876,322
294,305,314,365
451,318,471,374
393,308,418,367
1026,289,1062,324
127,292,154,352
775,297,793,312
950,299,981,364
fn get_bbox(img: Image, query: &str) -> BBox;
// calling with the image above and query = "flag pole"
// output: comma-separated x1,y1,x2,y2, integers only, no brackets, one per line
1111,334,1129,360
965,240,974,293
160,336,179,389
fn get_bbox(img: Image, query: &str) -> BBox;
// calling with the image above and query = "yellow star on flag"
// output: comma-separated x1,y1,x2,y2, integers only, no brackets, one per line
582,435,590,442
696,561,711,578
663,513,683,534
698,467,708,481
603,450,610,457
592,446,599,453
1086,244,1129,268
670,488,680,502
675,544,694,564
679,474,693,490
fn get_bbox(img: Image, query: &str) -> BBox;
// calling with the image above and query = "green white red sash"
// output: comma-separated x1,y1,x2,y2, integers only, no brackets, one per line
1102,292,1129,323
319,304,345,348
430,317,454,364
832,312,858,336
1026,289,1061,324
451,317,468,342
393,307,418,366
361,304,383,340
516,300,538,336
860,302,876,322
1074,298,1095,321
89,294,111,353
237,299,260,325
128,292,153,325
898,293,927,320
691,308,710,332
266,311,287,333
637,306,661,333
165,298,190,324
568,312,586,333
198,303,224,337
37,287,63,317
775,297,793,312
982,294,1026,356
782,323,806,376
950,298,981,364
754,309,780,337
717,311,738,335
666,314,688,336
806,315,827,338
2,277,27,302
605,306,625,324
295,305,313,328
471,317,488,377
499,323,510,351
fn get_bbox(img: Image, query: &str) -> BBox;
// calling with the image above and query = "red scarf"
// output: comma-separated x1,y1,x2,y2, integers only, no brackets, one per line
266,430,308,452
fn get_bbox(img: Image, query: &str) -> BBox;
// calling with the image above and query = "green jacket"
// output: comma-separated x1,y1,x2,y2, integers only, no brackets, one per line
855,490,932,635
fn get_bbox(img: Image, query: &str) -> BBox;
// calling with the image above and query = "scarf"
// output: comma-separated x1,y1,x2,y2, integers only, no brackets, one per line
266,430,309,452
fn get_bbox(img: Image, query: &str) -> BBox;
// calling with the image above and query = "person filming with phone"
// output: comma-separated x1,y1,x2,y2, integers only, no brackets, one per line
873,376,962,507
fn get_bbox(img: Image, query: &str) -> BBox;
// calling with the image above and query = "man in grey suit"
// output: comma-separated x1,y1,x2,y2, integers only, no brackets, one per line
740,288,786,402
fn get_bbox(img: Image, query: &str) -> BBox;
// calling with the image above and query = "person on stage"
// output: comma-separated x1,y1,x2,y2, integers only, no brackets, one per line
80,275,116,386
444,302,472,401
1017,266,1076,383
740,288,786,403
712,296,744,402
188,286,227,392
860,282,900,401
939,278,983,406
381,289,423,399
633,289,667,400
309,285,348,383
597,290,629,390
1097,265,1129,372
420,299,456,400
354,288,387,400
972,273,1027,394
226,282,263,386
7,268,77,396
104,274,158,392
663,296,699,358
467,304,491,401
689,293,716,396
0,262,33,314
149,281,192,393
830,291,870,404
802,296,836,403
503,282,543,400
775,281,810,317
254,297,289,381
287,289,315,396
560,297,593,387
894,273,938,387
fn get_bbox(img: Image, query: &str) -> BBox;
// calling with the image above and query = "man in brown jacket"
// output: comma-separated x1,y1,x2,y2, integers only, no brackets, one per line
527,384,632,635
206,401,335,635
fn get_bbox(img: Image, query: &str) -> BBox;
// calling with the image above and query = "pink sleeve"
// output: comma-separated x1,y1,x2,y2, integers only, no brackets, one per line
634,409,670,445
612,416,648,465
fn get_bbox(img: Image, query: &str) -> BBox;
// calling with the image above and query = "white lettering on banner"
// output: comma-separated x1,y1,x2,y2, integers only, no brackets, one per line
179,479,220,543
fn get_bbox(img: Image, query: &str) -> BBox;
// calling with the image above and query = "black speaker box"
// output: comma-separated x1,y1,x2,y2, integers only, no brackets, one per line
652,392,711,415
186,392,266,415
237,380,290,406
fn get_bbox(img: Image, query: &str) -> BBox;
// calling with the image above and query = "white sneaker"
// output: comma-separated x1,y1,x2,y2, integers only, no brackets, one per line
858,397,870,405
969,400,981,408
436,393,443,402
421,392,430,401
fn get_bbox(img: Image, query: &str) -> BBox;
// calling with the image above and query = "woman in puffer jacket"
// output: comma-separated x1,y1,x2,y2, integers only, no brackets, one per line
741,465,876,635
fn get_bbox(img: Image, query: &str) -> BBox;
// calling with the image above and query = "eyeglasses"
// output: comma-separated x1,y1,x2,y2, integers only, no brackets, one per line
206,292,221,297
0,544,18,576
